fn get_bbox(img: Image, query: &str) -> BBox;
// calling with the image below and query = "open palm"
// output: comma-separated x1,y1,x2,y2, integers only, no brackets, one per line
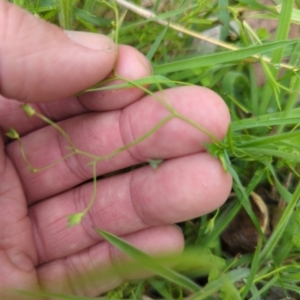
0,2,232,299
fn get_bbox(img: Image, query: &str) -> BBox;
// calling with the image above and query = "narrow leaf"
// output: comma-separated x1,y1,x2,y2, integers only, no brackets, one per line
95,229,200,292
154,40,298,74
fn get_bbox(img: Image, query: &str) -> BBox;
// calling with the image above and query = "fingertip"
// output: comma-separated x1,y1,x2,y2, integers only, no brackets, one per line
65,31,115,52
175,86,231,140
117,44,153,77
196,86,231,140
78,45,153,111
131,153,232,225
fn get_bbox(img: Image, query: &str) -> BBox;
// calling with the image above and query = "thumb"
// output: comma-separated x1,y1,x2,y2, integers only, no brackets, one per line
0,1,116,103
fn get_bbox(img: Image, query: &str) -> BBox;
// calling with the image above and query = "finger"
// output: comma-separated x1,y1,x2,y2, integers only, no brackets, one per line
7,86,230,202
30,153,231,262
37,225,184,297
78,44,153,111
0,1,116,103
1,44,151,139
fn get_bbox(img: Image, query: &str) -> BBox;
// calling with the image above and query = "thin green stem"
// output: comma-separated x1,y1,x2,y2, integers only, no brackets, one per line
91,115,174,164
82,162,98,216
115,74,221,144
35,112,77,150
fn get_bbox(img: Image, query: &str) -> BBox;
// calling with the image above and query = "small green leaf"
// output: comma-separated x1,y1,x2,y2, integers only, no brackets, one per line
6,128,20,139
67,212,84,227
21,104,36,117
148,159,163,169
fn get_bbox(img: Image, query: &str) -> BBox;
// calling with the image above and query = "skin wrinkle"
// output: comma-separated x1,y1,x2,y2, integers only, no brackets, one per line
6,136,40,201
1,215,30,250
69,247,108,296
9,251,35,274
131,167,164,226
31,193,81,263
36,101,64,124
0,158,38,276
0,250,37,297
0,2,24,93
65,254,87,296
31,206,56,264
119,105,145,163
1,222,37,274
47,259,76,296
129,167,158,228
67,243,121,297
107,173,148,229
59,112,120,185
115,109,143,173
57,119,92,184
74,185,102,245
82,174,146,240
29,208,46,266
43,216,72,263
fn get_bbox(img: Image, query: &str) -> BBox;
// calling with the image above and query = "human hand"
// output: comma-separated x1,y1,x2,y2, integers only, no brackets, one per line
0,1,232,299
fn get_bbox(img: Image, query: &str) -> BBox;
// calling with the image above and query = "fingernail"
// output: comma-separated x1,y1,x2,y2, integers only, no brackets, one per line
65,31,115,52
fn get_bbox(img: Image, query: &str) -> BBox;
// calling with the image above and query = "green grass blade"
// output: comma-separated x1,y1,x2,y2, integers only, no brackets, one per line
231,114,300,131
249,277,278,300
146,25,169,61
272,1,295,62
241,238,262,299
238,131,300,148
57,0,74,29
154,40,297,74
95,229,201,292
244,147,300,163
74,8,111,27
218,0,230,40
236,0,274,11
259,0,294,114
